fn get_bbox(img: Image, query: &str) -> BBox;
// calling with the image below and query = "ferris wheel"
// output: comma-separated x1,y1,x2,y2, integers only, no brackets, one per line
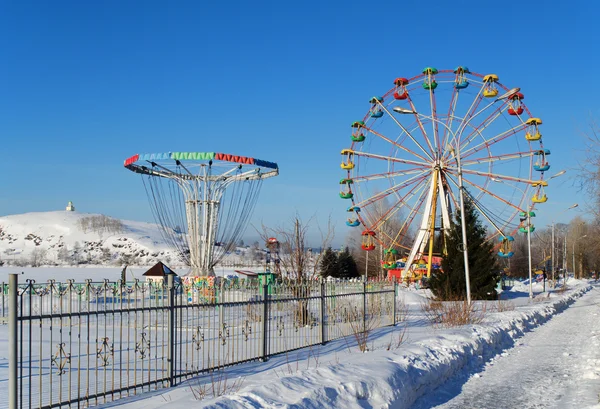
340,66,552,278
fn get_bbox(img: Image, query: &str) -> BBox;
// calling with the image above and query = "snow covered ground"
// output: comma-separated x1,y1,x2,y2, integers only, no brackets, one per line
1,274,598,409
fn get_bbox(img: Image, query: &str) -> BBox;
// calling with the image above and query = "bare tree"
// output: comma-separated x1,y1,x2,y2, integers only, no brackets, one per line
254,213,334,327
256,213,335,279
577,118,600,215
573,119,600,277
567,217,590,278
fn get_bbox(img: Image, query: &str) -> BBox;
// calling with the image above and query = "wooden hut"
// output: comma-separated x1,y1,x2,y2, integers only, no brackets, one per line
142,261,178,283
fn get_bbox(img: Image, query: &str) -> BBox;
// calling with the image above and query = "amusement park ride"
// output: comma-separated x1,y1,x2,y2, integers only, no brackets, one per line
341,67,555,281
124,151,278,276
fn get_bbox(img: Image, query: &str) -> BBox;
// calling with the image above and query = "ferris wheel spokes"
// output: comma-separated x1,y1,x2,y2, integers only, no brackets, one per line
375,103,435,161
441,86,460,152
459,122,530,160
446,173,527,215
443,176,522,242
403,97,437,155
445,107,504,159
426,71,441,153
447,89,519,157
369,178,430,231
440,68,486,155
456,150,537,167
464,189,512,238
457,168,537,185
352,167,428,183
385,186,431,251
366,125,432,162
454,89,528,154
352,150,431,168
371,180,431,252
353,171,429,209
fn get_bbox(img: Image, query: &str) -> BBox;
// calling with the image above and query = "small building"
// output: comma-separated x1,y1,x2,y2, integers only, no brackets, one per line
142,261,178,283
66,201,75,211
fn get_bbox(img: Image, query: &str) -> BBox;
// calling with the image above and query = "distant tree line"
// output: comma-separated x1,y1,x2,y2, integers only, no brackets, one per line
77,215,124,235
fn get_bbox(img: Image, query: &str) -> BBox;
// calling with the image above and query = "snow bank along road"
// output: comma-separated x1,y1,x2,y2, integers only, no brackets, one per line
196,284,594,408
414,285,600,409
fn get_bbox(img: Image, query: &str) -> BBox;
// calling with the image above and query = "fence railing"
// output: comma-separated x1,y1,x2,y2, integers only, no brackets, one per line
1,282,8,319
6,274,397,409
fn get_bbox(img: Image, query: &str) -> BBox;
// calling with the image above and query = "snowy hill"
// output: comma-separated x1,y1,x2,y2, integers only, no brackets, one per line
0,211,182,267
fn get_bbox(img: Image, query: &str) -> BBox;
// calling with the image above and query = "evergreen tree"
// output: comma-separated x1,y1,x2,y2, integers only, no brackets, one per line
319,247,339,278
338,247,359,278
429,198,500,300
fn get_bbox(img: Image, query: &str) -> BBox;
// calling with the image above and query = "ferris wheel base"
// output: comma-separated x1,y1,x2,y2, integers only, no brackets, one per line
387,268,432,282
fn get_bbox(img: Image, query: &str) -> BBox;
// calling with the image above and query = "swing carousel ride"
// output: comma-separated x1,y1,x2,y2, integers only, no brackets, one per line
340,67,553,280
124,152,278,276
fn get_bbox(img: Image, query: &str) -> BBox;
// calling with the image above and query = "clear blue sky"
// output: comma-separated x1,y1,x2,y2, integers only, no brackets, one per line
0,0,597,246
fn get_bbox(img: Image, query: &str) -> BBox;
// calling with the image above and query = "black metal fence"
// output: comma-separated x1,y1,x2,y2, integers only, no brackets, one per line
6,274,397,409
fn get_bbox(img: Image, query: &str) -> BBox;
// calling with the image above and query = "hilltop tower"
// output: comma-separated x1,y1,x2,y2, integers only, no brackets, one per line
66,201,75,211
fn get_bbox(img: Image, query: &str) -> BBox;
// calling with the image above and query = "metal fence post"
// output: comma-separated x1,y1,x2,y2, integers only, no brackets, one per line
363,281,367,335
167,274,175,387
9,274,18,409
261,284,269,361
320,281,326,345
392,281,397,326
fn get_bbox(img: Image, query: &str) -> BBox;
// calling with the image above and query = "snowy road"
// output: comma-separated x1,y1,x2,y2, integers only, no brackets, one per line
413,286,600,409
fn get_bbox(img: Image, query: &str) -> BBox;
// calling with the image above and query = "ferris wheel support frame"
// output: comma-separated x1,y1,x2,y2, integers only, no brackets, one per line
403,170,437,277
401,168,452,279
